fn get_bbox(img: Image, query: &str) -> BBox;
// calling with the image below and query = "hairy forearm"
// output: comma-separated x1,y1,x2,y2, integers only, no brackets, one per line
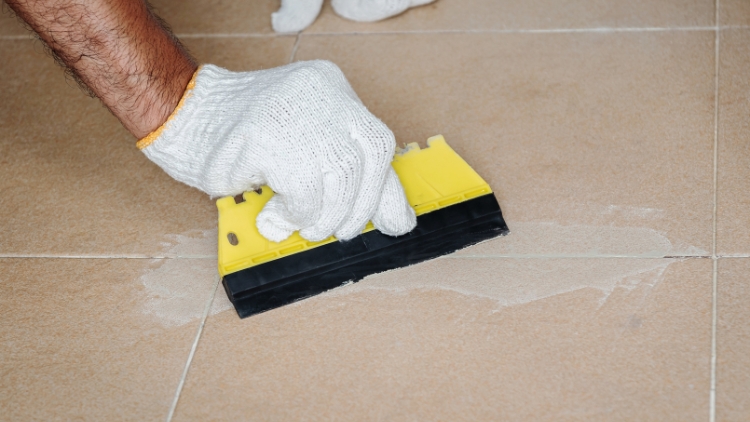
5,0,197,138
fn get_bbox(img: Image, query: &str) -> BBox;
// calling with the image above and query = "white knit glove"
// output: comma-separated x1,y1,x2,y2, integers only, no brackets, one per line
272,0,436,33
138,61,417,243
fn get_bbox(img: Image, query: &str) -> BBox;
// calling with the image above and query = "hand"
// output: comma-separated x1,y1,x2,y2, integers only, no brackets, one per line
139,60,417,243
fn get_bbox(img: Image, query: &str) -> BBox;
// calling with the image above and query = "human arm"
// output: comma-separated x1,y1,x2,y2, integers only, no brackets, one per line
4,0,417,242
5,0,196,138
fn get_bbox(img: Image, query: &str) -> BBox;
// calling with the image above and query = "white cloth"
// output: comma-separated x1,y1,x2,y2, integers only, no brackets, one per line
272,0,436,33
140,61,417,243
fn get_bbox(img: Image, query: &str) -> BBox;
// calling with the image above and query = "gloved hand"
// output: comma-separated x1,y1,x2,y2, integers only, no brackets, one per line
138,61,417,243
272,0,436,33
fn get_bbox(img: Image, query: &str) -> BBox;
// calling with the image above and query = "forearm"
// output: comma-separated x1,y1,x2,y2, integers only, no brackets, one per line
5,0,197,138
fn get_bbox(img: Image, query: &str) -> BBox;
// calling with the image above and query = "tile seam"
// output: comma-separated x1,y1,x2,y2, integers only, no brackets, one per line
0,34,33,40
711,260,718,422
0,254,750,260
293,26,717,36
288,34,301,63
720,25,747,29
175,33,290,39
1,254,745,259
2,26,725,41
446,255,709,259
165,274,221,422
5,25,750,42
710,0,720,419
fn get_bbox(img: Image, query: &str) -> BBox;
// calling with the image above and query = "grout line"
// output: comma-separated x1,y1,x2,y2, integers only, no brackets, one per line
0,34,33,40
174,32,284,39
711,259,719,422
303,26,717,36
5,25,750,42
289,34,301,63
445,254,709,259
710,1,721,420
165,274,221,422
713,0,721,262
4,254,750,260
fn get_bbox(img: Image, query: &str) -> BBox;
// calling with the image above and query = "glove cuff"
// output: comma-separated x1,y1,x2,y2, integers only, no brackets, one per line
136,65,202,150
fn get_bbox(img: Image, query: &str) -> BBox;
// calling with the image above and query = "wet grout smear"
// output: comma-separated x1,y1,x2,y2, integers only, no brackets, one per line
317,255,677,312
138,221,706,326
455,222,708,258
157,229,218,258
308,221,706,312
140,258,218,327
138,229,233,327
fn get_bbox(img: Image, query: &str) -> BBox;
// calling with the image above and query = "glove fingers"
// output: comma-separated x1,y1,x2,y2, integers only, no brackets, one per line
335,119,395,240
372,168,416,236
299,143,362,242
260,157,324,242
256,195,302,243
331,0,411,22
272,0,324,32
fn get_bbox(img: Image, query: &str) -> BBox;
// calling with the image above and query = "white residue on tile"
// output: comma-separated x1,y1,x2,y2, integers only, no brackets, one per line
600,204,667,219
322,255,675,310
157,229,218,258
456,222,708,257
209,283,234,315
316,222,695,311
138,229,233,327
139,221,704,324
140,257,218,327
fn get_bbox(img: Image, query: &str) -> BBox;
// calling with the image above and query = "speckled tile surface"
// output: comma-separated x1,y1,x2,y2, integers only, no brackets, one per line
149,0,278,35
719,0,750,26
0,5,29,36
717,258,750,422
174,258,711,421
717,28,750,255
0,258,217,421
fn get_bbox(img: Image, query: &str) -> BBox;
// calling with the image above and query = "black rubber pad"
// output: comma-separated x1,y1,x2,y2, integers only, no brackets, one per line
223,194,509,318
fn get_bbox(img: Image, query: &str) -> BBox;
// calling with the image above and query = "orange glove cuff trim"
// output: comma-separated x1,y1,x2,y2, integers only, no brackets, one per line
136,66,201,150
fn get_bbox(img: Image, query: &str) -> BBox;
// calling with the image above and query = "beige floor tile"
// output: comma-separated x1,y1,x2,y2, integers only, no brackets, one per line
305,0,714,34
0,1,277,37
0,6,29,36
175,257,710,421
184,35,297,67
0,257,218,421
149,0,278,35
717,29,750,255
717,258,750,422
295,31,715,257
0,37,295,256
720,0,750,27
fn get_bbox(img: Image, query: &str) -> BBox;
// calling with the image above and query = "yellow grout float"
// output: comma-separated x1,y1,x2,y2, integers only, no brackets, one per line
216,135,509,318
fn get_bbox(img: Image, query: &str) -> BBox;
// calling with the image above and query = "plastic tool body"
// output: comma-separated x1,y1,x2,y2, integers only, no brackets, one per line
217,136,509,318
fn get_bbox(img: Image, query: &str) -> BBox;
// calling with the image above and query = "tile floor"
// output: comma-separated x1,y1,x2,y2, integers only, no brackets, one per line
0,0,747,420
